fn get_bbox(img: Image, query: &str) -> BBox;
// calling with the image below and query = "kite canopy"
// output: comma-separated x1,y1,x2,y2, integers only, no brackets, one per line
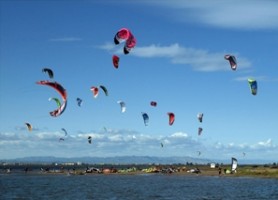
99,85,108,96
197,113,203,123
224,55,237,70
61,128,67,136
37,81,67,101
150,101,157,107
76,98,82,107
25,122,32,132
142,112,149,126
48,97,61,107
36,81,67,117
167,112,175,126
117,101,126,113
88,136,92,144
42,68,54,79
248,78,257,95
114,28,130,44
198,127,203,136
90,87,99,98
114,28,136,54
112,55,119,69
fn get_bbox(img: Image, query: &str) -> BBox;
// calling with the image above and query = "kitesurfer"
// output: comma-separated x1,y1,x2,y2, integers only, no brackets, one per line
218,167,222,176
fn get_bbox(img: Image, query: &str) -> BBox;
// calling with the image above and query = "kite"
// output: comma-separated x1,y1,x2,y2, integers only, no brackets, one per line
150,101,157,107
167,112,175,126
248,78,257,95
90,86,108,98
25,122,32,132
76,98,83,107
61,128,67,136
42,68,54,79
48,97,61,107
36,81,67,117
114,28,136,54
99,85,108,96
59,138,65,142
224,55,237,70
124,33,136,54
90,87,99,98
198,127,203,136
197,113,203,123
88,136,92,144
112,55,120,69
161,142,164,148
117,101,126,113
142,112,149,126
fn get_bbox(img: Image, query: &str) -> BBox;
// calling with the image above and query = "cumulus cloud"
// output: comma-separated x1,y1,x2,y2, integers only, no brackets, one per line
210,139,278,161
213,139,277,150
100,43,251,72
141,0,278,30
0,130,195,159
1,130,277,161
252,139,276,149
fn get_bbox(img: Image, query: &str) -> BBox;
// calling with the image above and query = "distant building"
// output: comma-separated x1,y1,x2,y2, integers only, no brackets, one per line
210,163,216,168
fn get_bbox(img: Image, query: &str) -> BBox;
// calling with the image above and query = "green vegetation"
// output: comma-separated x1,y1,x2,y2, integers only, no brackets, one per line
236,165,278,178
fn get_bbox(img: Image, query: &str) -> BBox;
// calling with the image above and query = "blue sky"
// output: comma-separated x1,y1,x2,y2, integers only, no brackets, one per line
0,0,277,163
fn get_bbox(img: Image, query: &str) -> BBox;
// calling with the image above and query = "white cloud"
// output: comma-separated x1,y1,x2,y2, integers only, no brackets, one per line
142,0,278,30
1,130,277,161
209,139,278,162
98,42,115,51
213,139,277,151
0,130,196,159
252,139,275,149
169,132,189,138
101,43,251,72
133,44,183,58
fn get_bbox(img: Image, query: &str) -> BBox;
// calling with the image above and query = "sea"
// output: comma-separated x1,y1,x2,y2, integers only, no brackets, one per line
1,173,278,200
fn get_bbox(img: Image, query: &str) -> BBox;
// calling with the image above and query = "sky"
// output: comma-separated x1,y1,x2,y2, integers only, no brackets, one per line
0,0,277,163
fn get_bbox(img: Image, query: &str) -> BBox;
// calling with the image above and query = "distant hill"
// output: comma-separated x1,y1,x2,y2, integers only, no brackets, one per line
1,156,274,165
1,156,212,165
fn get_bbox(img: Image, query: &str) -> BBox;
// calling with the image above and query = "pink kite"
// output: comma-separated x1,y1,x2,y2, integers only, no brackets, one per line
114,28,136,54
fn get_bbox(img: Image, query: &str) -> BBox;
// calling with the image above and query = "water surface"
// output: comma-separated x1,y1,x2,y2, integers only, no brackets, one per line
1,173,278,200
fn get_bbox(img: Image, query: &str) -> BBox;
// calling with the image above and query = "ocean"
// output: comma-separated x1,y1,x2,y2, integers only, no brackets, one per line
1,173,278,200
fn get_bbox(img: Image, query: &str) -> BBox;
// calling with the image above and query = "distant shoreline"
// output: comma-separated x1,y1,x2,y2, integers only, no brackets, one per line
2,164,278,179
